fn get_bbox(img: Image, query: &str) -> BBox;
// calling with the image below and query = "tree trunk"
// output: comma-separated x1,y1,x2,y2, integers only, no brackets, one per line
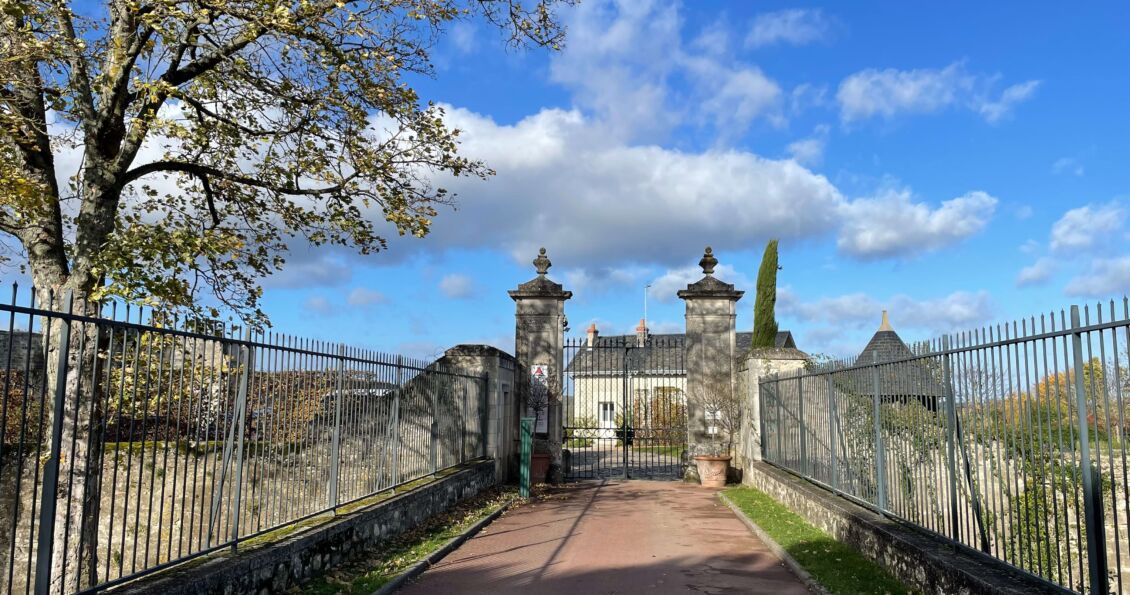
37,292,105,594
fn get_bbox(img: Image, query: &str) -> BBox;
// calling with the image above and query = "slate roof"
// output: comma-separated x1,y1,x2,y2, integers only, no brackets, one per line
565,331,796,376
838,321,946,399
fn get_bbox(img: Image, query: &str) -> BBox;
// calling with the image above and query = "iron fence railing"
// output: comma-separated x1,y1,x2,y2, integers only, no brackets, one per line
760,300,1130,595
0,285,488,594
562,335,686,480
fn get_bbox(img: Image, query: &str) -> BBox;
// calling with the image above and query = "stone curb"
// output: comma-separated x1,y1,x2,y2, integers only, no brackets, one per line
372,498,515,595
718,492,831,595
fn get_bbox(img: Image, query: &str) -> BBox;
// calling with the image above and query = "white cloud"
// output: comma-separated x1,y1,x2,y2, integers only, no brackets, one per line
778,287,877,327
1019,239,1041,254
1016,258,1056,287
746,9,832,48
691,20,730,56
347,287,387,306
781,287,995,335
786,137,824,166
694,63,783,132
977,80,1040,124
790,85,829,119
1052,157,1085,176
374,106,997,268
1049,202,1124,252
891,291,994,332
304,296,332,315
786,125,830,166
1066,257,1130,297
439,274,475,299
836,189,998,259
838,64,965,121
263,246,353,288
548,0,683,140
449,22,478,54
423,106,845,266
564,266,651,298
648,263,751,303
836,62,1039,124
549,0,786,140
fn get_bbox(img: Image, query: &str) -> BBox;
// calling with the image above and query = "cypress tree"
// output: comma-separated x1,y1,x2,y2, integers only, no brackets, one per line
751,239,779,349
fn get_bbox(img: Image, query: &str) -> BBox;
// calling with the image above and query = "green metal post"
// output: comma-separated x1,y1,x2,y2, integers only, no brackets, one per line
1071,306,1109,594
520,417,533,498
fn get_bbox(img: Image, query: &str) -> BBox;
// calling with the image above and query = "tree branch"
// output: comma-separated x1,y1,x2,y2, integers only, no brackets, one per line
46,0,97,134
122,160,359,197
98,2,157,137
177,94,311,137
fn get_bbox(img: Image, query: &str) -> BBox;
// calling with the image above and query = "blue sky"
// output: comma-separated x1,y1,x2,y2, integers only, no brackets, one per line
176,2,1130,358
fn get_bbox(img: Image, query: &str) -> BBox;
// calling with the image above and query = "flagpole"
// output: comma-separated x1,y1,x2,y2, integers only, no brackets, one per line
644,283,652,328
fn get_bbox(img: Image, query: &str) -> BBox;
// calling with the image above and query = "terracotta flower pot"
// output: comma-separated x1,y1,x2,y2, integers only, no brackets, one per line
693,455,731,488
531,453,551,484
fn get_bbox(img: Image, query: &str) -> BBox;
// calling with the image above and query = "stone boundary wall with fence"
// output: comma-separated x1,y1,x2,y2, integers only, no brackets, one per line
742,462,1074,595
107,459,496,595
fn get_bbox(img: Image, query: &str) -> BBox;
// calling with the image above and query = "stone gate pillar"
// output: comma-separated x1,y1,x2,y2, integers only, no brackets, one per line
678,247,743,481
509,248,571,484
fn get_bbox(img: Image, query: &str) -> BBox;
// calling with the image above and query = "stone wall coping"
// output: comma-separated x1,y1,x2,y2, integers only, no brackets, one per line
741,347,810,362
676,275,744,300
444,344,516,362
508,277,572,300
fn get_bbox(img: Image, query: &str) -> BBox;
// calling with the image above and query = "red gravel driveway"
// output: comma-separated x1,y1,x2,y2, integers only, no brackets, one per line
399,480,810,594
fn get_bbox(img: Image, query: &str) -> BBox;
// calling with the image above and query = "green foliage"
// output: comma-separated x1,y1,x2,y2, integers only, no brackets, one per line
635,386,686,439
723,487,910,595
104,331,230,427
1006,473,1071,584
1,0,570,322
751,239,779,349
566,414,599,447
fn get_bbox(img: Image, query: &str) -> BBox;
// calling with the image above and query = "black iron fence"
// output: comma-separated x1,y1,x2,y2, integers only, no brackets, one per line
0,286,488,593
562,335,686,480
760,301,1130,594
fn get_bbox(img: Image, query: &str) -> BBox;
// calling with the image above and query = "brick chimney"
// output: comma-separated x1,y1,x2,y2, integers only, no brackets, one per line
586,322,599,346
635,318,648,347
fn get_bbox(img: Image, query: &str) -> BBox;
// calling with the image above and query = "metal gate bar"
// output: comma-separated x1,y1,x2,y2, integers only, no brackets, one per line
563,335,686,480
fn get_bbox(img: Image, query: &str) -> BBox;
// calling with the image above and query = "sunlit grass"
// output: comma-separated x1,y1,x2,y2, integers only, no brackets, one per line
723,487,913,595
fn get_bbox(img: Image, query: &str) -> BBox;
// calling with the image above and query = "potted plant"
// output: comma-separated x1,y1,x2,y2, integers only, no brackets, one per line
693,388,739,488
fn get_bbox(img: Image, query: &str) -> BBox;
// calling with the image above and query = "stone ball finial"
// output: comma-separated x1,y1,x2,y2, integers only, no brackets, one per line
533,247,551,276
699,246,717,276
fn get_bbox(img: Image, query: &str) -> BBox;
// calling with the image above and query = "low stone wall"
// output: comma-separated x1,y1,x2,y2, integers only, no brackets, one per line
743,462,1073,595
109,459,496,595
734,349,807,469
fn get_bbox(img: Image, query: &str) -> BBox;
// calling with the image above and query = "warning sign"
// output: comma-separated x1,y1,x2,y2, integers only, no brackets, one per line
527,363,550,433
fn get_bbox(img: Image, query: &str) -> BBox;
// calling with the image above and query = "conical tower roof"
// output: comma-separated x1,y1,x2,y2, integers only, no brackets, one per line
857,311,916,365
849,311,946,400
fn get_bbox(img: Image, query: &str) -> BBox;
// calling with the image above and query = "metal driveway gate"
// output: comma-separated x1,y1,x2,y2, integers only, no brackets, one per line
562,335,687,480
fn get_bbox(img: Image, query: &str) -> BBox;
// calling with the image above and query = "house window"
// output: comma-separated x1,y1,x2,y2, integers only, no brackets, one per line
600,402,615,423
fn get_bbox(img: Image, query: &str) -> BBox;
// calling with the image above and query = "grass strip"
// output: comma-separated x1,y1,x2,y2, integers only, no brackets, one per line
723,486,912,595
300,487,515,595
